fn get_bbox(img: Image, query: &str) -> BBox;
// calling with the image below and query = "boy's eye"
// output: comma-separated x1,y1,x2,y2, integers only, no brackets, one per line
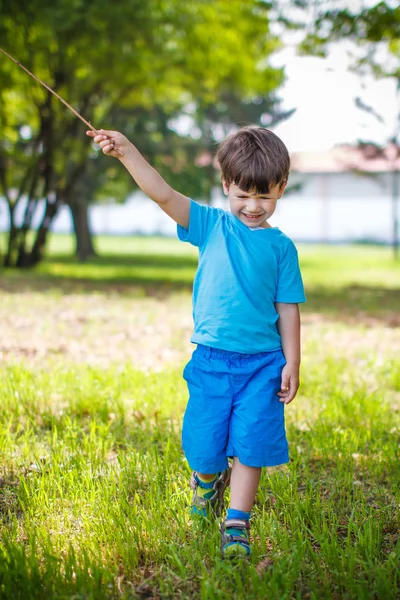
238,196,270,200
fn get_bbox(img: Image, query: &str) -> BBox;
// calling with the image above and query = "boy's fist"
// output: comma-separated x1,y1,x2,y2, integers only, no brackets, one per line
86,129,131,159
277,364,299,405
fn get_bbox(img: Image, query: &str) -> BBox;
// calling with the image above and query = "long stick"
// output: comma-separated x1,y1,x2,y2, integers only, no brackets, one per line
0,47,98,133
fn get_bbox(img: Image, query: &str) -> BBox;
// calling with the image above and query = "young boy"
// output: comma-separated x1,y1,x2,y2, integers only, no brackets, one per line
87,126,306,559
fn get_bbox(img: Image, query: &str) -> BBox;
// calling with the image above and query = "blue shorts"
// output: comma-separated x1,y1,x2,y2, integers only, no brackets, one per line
182,345,289,472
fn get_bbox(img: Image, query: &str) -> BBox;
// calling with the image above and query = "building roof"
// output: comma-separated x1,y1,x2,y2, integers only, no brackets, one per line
291,144,400,173
196,143,400,174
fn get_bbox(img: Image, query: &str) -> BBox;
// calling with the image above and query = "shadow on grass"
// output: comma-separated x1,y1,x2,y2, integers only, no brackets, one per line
45,252,199,268
1,253,399,325
302,285,400,326
0,477,23,523
0,253,196,297
1,275,193,298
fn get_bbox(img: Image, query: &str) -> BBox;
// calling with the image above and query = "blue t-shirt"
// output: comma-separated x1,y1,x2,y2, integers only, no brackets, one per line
177,199,306,354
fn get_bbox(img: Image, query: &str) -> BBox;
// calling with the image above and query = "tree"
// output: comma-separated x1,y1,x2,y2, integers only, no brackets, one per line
297,1,400,257
0,0,287,267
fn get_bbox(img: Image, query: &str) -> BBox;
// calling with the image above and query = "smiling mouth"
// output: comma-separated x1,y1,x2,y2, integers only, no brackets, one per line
242,213,263,220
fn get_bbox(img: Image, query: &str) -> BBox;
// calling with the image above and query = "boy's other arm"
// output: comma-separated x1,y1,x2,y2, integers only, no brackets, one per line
275,302,301,404
87,129,190,228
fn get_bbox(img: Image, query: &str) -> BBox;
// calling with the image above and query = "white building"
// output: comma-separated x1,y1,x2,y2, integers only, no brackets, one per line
1,145,399,244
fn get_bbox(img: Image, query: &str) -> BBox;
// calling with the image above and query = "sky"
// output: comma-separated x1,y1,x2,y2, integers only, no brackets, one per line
171,38,399,154
271,43,399,152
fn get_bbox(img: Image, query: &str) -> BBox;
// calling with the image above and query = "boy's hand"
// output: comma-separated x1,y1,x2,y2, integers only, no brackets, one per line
87,127,190,227
277,364,299,404
86,129,132,159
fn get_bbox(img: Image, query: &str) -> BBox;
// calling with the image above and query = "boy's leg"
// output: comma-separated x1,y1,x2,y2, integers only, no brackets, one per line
221,350,287,558
182,348,233,517
191,469,231,516
220,457,261,558
196,473,217,480
194,455,260,516
229,457,261,511
194,472,219,500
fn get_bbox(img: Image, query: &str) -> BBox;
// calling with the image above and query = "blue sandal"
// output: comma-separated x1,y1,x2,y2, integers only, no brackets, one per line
190,466,231,517
220,518,251,558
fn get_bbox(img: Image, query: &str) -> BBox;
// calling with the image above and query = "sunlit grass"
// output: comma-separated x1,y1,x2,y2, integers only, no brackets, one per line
0,356,399,598
0,235,399,598
2,235,399,313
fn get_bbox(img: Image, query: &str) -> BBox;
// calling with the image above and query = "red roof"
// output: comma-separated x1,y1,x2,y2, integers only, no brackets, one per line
291,144,400,173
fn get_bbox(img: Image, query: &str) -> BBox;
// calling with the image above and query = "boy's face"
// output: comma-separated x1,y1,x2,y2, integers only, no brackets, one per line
223,181,286,228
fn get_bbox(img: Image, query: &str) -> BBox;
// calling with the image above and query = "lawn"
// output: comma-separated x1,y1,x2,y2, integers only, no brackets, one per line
0,236,399,599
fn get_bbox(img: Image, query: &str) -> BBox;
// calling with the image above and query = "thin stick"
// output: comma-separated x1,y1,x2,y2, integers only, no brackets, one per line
0,47,98,133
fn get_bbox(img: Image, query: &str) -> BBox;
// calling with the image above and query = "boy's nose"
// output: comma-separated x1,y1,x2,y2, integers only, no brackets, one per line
246,199,260,212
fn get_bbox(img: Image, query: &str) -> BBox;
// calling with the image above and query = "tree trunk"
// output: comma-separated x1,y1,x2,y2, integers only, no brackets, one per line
26,203,59,267
4,203,17,267
70,202,96,262
4,225,17,267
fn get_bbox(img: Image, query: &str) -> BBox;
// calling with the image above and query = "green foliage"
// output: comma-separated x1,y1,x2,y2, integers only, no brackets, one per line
298,2,400,79
296,1,400,259
0,0,288,265
314,2,400,44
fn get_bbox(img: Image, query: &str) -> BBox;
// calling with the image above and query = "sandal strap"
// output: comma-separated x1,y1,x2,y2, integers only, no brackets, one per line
190,475,218,503
221,518,251,555
189,472,198,490
190,470,231,494
194,496,207,507
223,518,250,530
225,534,250,545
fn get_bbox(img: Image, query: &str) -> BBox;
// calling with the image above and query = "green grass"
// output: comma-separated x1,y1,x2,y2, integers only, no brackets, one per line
2,235,399,320
1,360,399,599
0,235,399,598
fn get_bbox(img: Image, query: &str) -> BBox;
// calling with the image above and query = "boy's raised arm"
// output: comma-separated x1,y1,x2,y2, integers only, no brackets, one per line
87,129,190,228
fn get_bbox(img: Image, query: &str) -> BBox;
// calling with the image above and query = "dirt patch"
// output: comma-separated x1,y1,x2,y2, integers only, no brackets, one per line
0,291,193,369
1,290,399,368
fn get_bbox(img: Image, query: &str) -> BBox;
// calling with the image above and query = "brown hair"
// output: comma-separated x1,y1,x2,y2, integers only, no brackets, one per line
216,127,290,194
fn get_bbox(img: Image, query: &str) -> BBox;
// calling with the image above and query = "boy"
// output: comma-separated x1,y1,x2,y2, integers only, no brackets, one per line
87,126,306,559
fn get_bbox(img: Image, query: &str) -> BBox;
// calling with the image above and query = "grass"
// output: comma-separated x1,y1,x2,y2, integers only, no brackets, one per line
0,235,399,599
2,235,399,322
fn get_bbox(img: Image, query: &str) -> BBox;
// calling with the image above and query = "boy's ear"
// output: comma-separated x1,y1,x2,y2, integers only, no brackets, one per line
278,182,287,198
222,179,229,195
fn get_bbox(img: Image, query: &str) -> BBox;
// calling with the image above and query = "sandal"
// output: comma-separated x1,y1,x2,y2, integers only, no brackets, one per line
190,465,231,517
220,518,251,558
